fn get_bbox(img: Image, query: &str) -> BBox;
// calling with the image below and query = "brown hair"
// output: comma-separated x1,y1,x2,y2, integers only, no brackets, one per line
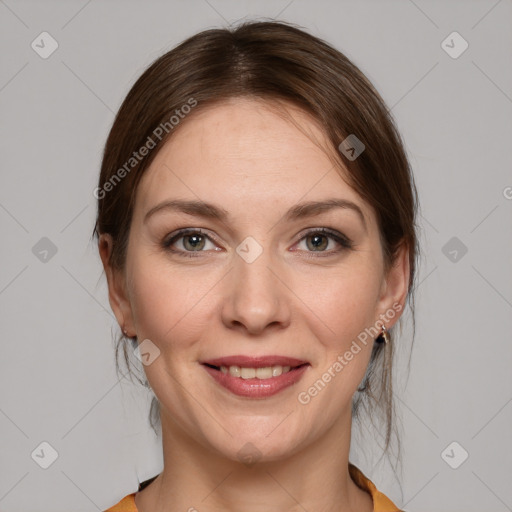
93,19,418,471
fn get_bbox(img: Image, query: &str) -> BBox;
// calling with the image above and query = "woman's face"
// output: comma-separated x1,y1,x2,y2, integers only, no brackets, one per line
102,97,408,462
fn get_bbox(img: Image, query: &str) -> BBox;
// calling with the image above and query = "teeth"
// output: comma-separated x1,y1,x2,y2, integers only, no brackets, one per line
255,367,272,379
272,366,282,377
221,365,294,379
228,366,241,377
241,367,256,379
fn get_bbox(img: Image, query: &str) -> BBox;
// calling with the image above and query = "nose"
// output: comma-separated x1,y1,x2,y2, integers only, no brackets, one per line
221,246,291,336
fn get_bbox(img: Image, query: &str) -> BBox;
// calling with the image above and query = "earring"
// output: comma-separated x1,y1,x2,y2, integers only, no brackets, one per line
376,325,390,344
122,327,129,337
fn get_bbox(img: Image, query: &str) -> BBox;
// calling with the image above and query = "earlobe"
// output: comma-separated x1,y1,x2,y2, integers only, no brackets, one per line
378,243,410,328
98,234,135,336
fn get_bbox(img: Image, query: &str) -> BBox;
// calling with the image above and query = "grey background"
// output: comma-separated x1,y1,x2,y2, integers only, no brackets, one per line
1,0,511,510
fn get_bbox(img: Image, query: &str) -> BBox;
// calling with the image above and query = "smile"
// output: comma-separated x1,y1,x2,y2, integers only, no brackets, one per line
200,355,310,398
219,364,292,379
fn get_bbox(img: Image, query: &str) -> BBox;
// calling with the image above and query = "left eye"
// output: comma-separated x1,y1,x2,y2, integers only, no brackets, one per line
294,229,352,254
297,233,336,252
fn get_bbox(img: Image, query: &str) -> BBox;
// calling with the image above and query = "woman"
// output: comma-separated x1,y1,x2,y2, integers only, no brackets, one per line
96,20,417,512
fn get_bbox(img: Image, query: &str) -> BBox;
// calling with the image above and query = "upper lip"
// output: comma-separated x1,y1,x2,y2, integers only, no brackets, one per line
201,355,309,368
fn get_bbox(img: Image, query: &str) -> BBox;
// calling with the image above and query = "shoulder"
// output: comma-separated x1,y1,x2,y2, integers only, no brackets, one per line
103,493,138,512
104,474,158,511
349,463,404,512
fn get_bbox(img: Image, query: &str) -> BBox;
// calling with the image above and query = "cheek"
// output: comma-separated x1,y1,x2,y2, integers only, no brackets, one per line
126,252,219,352
301,263,383,350
292,266,382,419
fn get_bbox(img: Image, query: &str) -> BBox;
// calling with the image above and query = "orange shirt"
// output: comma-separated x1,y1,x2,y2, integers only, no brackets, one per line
104,463,402,511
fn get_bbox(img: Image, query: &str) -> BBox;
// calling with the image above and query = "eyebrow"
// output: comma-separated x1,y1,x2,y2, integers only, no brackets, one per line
144,198,367,230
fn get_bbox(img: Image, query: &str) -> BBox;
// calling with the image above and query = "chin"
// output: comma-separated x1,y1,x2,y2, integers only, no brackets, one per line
206,423,307,466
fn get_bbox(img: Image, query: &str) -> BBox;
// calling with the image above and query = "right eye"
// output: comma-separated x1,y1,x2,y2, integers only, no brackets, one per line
162,228,221,257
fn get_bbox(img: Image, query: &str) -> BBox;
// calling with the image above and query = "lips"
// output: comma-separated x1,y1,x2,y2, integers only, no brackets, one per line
200,355,308,369
201,357,311,398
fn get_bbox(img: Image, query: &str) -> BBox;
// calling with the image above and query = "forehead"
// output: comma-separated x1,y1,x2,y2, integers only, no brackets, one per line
135,97,364,217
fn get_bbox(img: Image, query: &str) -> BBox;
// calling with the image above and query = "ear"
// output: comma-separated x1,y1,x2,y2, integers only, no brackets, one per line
376,242,410,329
98,234,136,337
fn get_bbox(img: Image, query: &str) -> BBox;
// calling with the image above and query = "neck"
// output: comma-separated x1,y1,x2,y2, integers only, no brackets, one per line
135,409,373,512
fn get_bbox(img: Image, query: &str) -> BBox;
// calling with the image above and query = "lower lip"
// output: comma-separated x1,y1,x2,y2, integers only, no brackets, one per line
202,364,310,398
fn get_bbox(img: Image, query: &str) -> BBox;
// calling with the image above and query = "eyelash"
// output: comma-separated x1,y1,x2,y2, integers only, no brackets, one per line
162,228,354,259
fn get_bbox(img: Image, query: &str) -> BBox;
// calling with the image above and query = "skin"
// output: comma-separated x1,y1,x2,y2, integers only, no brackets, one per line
99,97,409,512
